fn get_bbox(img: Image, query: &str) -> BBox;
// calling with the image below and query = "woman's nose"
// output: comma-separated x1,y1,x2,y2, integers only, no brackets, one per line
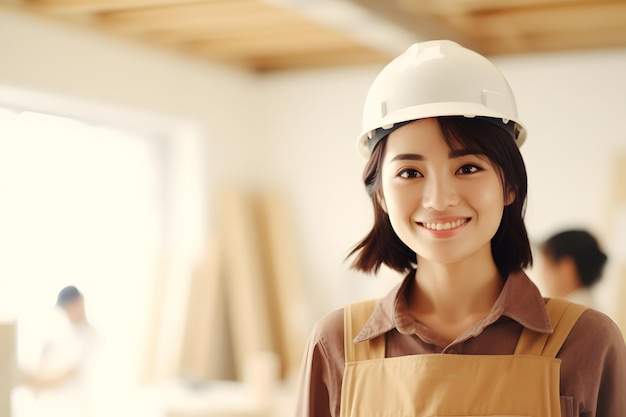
422,174,459,211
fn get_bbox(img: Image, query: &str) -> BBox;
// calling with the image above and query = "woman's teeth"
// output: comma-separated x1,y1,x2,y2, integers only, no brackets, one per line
423,219,467,230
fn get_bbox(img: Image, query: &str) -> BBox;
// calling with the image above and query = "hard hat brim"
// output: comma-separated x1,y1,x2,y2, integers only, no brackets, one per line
357,102,526,158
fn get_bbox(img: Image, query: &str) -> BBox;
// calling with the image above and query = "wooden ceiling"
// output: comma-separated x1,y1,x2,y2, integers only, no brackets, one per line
5,0,626,72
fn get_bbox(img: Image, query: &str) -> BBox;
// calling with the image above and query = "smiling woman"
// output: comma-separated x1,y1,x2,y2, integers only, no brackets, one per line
294,40,626,417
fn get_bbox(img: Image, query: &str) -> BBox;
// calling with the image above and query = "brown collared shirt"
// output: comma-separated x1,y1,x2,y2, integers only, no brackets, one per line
294,271,626,417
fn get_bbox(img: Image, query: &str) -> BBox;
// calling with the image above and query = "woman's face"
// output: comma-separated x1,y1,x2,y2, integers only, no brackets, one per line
379,118,512,265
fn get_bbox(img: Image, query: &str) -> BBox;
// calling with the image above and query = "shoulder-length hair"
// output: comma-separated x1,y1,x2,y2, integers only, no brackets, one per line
348,116,533,278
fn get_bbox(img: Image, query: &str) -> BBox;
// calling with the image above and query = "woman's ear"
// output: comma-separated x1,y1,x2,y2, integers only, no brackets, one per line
504,187,516,206
377,190,388,213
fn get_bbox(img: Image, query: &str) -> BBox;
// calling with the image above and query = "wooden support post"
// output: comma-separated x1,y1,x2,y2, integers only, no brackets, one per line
0,322,16,417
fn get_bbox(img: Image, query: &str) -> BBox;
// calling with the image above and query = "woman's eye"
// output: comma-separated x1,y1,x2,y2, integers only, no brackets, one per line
398,169,422,179
456,164,481,175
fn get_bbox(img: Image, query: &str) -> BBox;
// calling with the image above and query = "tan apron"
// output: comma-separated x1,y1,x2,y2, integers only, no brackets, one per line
340,298,586,417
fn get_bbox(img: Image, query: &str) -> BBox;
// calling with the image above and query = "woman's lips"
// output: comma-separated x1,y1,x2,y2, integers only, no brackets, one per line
417,218,470,238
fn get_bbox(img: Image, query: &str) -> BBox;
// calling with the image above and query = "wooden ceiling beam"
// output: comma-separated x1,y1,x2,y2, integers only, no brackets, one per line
146,22,326,45
481,26,626,55
21,0,219,15
185,30,361,59
243,48,390,72
107,14,310,36
95,0,298,33
450,2,626,39
396,0,610,15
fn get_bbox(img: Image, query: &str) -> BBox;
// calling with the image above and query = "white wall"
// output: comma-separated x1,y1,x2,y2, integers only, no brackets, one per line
1,5,625,327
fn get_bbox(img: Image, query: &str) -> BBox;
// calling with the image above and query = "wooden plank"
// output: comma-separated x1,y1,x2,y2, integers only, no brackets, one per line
203,46,387,72
0,323,15,417
219,187,276,381
96,0,300,33
22,0,218,15
396,0,610,14
144,21,327,45
451,3,626,38
480,27,626,55
178,238,232,380
605,154,626,335
238,48,390,72
185,30,363,60
101,12,307,35
433,1,626,55
255,190,307,381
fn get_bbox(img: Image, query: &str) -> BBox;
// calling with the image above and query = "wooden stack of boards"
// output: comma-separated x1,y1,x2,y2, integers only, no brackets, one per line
179,187,307,384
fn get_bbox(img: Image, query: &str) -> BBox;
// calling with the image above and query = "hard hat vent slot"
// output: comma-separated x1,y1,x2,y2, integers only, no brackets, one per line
482,89,516,117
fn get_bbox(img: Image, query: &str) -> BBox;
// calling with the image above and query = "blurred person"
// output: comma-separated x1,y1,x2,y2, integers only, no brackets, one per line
17,286,99,417
537,229,608,308
294,40,626,417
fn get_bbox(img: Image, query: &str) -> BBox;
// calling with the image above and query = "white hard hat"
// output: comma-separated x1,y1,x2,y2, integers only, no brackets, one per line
357,40,526,158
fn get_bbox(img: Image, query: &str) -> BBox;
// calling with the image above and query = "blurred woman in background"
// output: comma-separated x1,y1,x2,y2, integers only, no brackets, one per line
537,229,608,308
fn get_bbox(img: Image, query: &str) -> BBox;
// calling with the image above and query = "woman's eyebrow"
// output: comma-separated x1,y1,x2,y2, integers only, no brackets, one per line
389,153,424,162
390,150,481,162
449,149,480,158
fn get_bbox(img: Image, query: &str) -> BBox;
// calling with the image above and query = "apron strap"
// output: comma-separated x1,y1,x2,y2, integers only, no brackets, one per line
515,298,587,357
344,299,385,362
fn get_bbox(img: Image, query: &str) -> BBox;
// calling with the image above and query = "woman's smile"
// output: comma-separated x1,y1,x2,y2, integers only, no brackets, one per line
418,217,470,239
420,217,469,231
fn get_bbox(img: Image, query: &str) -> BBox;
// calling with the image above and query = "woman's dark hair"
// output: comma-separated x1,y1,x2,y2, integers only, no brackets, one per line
348,116,533,278
540,229,608,287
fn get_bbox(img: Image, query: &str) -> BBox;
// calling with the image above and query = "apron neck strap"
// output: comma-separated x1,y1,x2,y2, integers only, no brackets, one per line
515,298,587,357
344,299,384,362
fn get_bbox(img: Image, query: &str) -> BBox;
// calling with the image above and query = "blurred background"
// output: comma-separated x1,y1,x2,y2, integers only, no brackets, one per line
0,0,625,416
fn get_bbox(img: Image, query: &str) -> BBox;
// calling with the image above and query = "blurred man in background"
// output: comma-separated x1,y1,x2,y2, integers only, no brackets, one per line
17,286,98,417
537,229,608,309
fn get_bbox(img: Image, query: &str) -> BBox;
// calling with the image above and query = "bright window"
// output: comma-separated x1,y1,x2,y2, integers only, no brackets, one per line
0,106,164,413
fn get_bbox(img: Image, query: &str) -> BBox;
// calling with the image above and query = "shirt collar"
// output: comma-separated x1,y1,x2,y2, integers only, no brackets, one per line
353,270,552,343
